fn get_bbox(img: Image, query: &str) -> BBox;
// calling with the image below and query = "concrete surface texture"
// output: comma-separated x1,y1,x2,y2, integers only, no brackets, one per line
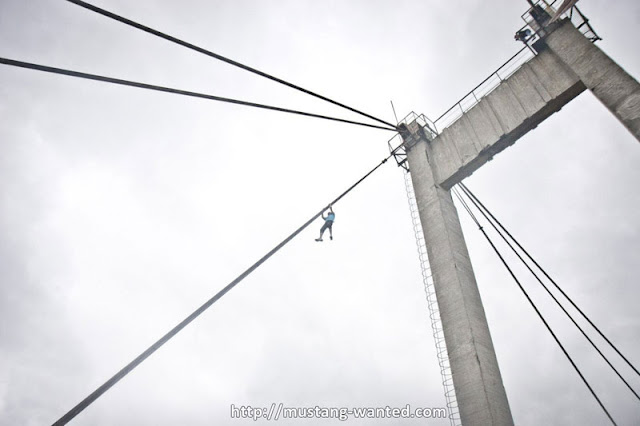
544,19,640,143
404,121,514,426
429,46,585,189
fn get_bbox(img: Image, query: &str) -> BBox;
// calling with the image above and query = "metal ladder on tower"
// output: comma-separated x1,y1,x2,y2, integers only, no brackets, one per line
403,171,461,426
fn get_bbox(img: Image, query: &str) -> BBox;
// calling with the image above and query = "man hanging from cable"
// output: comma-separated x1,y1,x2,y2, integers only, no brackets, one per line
315,206,335,242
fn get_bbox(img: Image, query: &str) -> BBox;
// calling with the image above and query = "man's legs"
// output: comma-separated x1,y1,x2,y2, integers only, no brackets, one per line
316,222,329,242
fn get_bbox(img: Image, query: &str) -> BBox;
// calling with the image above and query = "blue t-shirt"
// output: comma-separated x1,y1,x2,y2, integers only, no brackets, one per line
326,212,335,222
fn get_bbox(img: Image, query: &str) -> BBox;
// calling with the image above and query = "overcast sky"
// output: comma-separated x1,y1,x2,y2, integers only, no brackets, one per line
1,0,639,425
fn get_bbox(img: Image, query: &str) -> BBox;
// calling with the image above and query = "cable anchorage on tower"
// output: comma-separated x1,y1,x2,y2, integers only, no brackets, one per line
388,112,437,172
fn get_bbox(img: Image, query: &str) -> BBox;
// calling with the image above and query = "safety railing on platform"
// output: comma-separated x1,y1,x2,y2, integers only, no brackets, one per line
521,0,601,43
431,46,535,133
432,0,600,134
567,6,602,42
388,112,437,172
403,170,461,426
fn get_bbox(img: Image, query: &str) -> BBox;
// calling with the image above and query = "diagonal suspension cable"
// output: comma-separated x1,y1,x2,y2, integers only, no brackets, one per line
451,187,617,426
65,0,398,130
52,152,394,426
457,184,640,402
459,182,640,379
0,57,395,132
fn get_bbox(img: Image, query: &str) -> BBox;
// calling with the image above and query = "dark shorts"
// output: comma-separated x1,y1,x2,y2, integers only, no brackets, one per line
321,221,333,232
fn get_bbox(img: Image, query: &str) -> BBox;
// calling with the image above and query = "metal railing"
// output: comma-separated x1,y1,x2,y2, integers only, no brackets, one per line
520,0,601,41
431,0,600,134
431,46,536,133
388,112,437,172
569,6,602,42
